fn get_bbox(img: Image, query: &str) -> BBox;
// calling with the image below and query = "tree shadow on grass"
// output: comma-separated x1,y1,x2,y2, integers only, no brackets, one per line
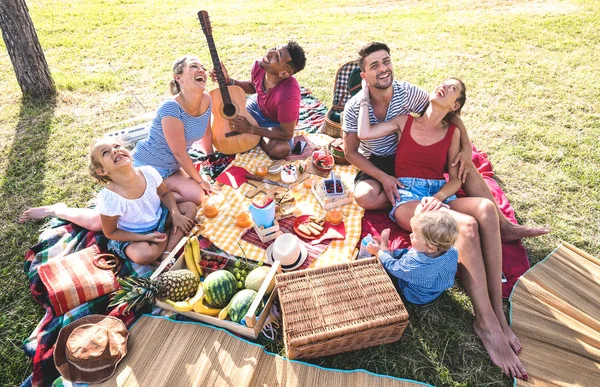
0,95,56,386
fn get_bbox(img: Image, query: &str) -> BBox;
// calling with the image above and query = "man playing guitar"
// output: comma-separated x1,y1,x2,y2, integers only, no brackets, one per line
210,41,306,159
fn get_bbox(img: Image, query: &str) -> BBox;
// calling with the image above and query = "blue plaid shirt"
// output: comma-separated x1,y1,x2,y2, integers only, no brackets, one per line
379,247,459,305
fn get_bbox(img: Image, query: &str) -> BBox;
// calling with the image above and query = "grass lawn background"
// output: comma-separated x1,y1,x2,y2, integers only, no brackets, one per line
1,0,599,385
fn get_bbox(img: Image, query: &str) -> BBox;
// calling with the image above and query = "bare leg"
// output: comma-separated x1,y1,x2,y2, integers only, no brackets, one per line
450,198,522,354
462,167,549,242
379,228,391,250
19,203,102,232
125,240,167,266
164,170,206,206
261,137,291,160
354,180,393,210
164,202,197,254
447,207,527,379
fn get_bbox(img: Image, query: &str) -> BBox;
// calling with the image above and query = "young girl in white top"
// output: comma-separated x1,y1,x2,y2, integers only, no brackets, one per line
90,138,196,265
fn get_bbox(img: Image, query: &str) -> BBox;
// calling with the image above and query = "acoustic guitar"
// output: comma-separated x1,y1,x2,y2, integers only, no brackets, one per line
198,11,261,155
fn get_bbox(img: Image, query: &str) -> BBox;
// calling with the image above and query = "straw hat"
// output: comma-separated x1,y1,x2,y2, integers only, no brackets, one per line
54,315,129,383
266,233,308,271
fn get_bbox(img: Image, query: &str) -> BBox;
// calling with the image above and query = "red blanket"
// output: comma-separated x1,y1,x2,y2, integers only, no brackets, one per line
360,145,529,298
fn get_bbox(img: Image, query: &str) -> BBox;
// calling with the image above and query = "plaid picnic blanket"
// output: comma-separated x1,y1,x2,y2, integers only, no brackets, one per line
21,223,153,387
197,131,364,267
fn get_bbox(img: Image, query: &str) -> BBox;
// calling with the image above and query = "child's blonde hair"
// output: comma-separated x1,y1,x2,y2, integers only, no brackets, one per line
411,211,459,253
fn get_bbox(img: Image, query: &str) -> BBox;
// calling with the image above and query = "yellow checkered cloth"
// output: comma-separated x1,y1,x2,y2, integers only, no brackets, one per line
197,133,364,268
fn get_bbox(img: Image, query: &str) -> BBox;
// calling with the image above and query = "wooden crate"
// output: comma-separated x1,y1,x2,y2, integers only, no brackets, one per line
152,235,281,339
276,257,409,359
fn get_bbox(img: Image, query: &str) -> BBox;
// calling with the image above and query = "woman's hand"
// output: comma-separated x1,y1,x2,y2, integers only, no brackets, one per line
171,212,195,235
145,232,168,243
451,148,475,183
361,79,370,102
198,179,212,195
420,196,447,212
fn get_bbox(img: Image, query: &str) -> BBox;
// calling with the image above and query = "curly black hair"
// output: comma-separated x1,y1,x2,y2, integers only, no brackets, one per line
284,40,306,74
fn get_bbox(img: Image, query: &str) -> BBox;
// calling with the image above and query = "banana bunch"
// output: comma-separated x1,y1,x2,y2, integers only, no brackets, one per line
184,236,203,277
165,284,222,316
166,236,222,316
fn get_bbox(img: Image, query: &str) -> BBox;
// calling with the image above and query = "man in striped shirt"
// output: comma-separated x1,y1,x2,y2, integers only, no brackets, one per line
342,42,549,242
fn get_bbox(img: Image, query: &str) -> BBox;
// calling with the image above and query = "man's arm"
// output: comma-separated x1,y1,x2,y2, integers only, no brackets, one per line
343,131,402,204
229,117,294,141
210,61,256,94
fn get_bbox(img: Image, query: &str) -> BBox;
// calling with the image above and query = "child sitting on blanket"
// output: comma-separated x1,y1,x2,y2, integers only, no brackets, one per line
89,139,197,265
366,211,459,305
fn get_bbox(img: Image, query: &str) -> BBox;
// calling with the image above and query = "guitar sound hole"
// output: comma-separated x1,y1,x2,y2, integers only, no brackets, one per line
223,104,237,118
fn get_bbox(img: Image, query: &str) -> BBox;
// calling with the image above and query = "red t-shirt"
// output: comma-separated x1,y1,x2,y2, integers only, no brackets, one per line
394,116,456,180
250,61,300,124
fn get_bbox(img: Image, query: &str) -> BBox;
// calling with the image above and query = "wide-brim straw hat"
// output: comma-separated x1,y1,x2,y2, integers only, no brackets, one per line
54,314,129,383
266,233,308,271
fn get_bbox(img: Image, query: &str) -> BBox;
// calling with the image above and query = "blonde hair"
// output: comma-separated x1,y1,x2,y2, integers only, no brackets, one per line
411,211,459,253
169,55,195,95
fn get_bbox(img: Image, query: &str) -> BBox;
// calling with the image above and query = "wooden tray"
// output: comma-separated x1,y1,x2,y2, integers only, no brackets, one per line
245,162,311,198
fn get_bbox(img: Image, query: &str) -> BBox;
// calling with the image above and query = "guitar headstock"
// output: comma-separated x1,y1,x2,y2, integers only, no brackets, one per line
198,10,212,36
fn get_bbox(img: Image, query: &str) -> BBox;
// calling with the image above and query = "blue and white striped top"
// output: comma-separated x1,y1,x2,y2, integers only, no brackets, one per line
378,247,459,305
133,100,211,171
342,81,429,158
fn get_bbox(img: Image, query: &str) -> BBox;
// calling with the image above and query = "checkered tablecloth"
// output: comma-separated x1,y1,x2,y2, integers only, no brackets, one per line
197,132,364,268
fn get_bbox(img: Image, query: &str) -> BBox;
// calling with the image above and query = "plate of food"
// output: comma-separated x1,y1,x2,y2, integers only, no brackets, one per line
293,215,326,240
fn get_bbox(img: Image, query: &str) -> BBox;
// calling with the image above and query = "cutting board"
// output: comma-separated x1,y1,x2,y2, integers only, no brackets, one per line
244,161,311,198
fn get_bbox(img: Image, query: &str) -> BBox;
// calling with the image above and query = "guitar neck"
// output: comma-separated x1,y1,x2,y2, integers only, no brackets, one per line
204,35,233,104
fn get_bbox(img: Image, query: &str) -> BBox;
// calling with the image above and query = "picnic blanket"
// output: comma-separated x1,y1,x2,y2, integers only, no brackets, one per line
361,145,530,298
510,243,600,386
97,315,431,387
21,223,153,387
197,131,363,267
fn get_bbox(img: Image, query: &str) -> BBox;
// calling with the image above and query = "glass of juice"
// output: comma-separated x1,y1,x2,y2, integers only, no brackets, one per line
326,207,343,225
255,162,268,177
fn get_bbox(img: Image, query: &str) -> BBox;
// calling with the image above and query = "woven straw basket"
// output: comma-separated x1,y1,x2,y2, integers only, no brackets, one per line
321,108,343,138
276,257,409,359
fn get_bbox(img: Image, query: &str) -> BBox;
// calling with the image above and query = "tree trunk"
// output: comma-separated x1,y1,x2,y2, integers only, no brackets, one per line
0,0,55,99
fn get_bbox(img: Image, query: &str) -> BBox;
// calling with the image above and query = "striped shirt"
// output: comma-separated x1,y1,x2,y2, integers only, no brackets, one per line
342,81,429,158
133,99,211,170
378,247,459,305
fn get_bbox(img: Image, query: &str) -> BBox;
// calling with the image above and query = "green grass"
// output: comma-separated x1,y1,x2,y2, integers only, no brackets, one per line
2,0,599,385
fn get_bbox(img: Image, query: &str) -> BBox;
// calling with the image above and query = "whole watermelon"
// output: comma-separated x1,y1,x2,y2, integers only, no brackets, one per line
229,289,258,323
203,270,237,308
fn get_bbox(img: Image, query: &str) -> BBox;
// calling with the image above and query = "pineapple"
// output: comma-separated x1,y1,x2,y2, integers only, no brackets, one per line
109,270,200,313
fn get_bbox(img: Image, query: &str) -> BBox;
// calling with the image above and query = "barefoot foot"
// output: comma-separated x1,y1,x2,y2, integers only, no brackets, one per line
502,324,522,354
19,203,68,223
500,221,550,243
473,320,528,380
380,228,391,250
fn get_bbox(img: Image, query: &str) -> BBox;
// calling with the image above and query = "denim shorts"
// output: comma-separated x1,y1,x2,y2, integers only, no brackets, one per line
246,95,294,149
132,160,177,179
107,205,169,261
389,177,457,220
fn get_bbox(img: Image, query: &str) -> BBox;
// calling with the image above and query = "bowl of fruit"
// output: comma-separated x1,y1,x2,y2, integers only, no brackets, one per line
198,250,229,275
312,150,335,173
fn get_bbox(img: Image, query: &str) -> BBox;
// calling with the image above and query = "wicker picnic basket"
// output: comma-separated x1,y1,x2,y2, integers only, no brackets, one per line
276,257,409,360
320,60,362,139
